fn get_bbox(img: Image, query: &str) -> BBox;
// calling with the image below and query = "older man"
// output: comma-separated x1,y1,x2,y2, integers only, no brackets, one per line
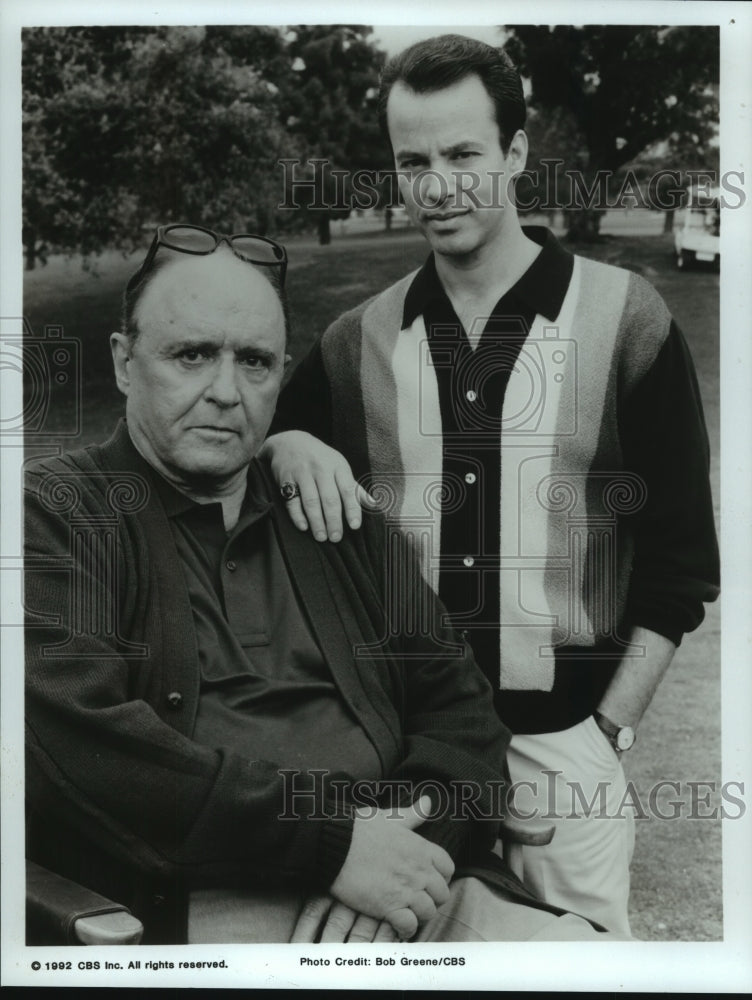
24,225,624,945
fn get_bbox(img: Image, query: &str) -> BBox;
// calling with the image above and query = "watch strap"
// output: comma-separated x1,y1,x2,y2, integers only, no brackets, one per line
593,710,620,742
593,710,635,752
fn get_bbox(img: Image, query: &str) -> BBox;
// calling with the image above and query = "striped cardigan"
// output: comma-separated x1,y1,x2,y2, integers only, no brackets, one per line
275,241,719,709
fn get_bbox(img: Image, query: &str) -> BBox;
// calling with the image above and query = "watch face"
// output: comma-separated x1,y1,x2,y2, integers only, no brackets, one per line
616,727,635,751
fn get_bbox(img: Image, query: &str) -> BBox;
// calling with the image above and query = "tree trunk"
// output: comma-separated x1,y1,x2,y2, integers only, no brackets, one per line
317,213,331,245
255,203,270,236
565,207,604,242
24,234,37,270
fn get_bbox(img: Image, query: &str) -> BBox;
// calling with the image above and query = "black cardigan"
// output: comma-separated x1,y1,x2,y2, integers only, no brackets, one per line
25,421,558,943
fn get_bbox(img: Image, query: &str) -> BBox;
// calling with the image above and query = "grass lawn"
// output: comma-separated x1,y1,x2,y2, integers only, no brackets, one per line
23,227,721,940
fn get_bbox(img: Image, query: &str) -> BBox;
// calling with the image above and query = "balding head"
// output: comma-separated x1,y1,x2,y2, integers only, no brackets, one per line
122,245,289,346
110,247,289,494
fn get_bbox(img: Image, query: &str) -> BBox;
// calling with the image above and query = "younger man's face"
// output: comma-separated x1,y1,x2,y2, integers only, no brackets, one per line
387,74,524,260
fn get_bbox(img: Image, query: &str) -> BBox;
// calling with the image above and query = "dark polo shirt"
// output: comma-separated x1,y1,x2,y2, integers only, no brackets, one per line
153,462,382,781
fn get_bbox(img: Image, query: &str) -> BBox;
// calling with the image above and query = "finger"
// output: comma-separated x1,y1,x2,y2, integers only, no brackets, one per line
373,920,399,943
430,844,455,883
407,889,437,926
356,483,379,509
283,495,310,533
291,894,332,943
384,906,419,941
320,902,358,943
423,870,451,908
346,913,382,944
334,467,364,531
401,794,435,830
295,469,329,542
314,472,346,542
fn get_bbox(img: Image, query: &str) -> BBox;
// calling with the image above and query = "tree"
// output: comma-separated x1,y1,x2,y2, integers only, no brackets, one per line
516,104,586,227
22,27,300,266
278,25,389,244
22,24,391,265
504,26,720,240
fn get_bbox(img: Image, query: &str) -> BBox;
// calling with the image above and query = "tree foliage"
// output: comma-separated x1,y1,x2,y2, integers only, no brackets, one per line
277,25,389,243
21,25,387,266
504,26,720,239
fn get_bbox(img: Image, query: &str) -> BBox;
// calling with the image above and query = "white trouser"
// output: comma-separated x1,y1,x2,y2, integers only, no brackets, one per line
506,716,635,936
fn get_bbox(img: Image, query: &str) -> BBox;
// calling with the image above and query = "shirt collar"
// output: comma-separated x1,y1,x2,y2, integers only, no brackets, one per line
401,225,574,329
121,427,273,523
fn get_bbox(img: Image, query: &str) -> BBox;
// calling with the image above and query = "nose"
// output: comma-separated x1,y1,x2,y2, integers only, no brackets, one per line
205,354,241,408
415,166,453,210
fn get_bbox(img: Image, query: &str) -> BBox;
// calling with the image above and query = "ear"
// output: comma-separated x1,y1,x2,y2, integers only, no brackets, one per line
110,332,133,396
505,129,529,175
284,353,292,370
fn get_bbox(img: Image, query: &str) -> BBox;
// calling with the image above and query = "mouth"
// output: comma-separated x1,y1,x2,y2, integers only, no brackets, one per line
192,426,241,437
423,209,470,224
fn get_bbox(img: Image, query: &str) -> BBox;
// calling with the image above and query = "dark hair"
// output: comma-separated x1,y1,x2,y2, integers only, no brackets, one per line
121,251,290,345
378,34,526,154
121,253,171,341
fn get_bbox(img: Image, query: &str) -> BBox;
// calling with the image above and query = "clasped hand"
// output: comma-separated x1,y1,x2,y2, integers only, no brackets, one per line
292,795,454,943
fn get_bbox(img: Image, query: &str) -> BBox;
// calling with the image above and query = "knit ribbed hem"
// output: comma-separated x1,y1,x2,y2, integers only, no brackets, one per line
625,610,685,648
420,815,467,859
314,815,355,889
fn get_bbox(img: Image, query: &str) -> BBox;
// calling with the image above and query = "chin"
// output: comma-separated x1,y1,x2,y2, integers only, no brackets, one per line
431,233,482,258
177,445,252,481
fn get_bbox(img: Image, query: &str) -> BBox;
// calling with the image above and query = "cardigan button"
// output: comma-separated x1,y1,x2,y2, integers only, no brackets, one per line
152,894,166,906
167,691,183,708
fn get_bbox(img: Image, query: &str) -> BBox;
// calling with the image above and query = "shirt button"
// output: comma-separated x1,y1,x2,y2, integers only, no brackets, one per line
464,472,477,485
225,560,237,572
463,556,475,568
466,390,477,402
167,691,183,708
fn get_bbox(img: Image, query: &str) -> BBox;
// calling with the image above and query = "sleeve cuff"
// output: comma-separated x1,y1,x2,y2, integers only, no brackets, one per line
625,609,685,648
313,814,354,890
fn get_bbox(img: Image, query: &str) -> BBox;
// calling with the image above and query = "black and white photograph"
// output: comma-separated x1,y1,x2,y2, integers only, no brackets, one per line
1,0,751,991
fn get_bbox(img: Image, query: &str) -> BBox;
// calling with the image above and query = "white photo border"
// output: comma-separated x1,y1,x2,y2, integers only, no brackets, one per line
1,0,751,990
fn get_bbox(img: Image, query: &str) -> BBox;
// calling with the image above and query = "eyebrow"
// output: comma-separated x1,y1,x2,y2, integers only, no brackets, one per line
395,139,484,160
168,338,219,353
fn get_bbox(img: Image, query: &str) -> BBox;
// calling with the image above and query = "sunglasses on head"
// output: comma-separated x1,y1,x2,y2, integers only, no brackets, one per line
126,224,288,293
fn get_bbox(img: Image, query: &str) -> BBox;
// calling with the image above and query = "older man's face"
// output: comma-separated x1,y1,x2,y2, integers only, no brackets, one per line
111,249,287,491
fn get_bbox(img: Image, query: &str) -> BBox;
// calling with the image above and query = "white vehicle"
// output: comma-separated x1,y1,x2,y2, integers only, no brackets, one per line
674,189,720,269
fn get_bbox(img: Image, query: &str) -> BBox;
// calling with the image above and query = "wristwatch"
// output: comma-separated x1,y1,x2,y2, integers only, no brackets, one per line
593,710,636,753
